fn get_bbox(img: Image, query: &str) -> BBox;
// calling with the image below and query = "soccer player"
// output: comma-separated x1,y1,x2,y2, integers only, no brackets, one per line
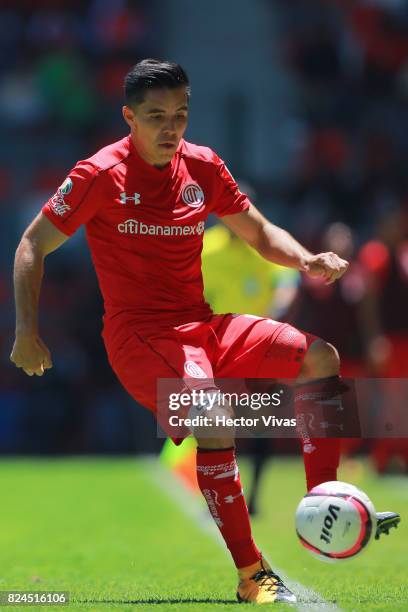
11,60,400,604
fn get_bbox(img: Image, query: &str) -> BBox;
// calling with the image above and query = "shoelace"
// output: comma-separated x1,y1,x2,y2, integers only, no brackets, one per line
252,570,288,594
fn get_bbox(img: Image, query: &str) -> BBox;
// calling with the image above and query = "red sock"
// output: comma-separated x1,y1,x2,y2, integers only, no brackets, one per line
294,377,341,491
196,448,261,569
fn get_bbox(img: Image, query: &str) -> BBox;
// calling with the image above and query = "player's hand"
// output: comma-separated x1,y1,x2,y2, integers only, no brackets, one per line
10,333,53,376
302,252,349,284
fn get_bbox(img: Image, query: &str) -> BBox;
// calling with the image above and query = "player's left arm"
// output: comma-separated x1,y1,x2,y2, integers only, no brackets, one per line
221,203,349,284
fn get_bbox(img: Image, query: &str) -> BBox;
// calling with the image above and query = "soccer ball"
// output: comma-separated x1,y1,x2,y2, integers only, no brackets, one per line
295,481,377,562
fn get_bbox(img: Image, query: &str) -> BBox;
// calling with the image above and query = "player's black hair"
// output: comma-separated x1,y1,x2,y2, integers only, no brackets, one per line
124,59,190,106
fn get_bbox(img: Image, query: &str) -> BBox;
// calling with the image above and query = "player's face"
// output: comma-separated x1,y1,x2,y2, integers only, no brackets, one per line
123,87,189,167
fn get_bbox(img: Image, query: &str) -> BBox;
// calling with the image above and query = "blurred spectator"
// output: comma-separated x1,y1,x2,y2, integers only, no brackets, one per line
285,222,377,376
34,51,96,129
360,206,408,473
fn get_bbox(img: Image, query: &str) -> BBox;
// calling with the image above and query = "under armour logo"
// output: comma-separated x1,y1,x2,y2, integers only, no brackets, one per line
120,192,141,205
224,491,243,504
303,443,316,454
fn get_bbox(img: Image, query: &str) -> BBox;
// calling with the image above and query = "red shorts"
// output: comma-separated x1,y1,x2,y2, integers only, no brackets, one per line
107,314,317,415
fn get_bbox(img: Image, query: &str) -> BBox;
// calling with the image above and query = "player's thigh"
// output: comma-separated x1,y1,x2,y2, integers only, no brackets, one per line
214,314,317,379
111,331,215,412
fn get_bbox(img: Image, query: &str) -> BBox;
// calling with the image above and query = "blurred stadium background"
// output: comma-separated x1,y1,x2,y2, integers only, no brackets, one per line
1,0,408,472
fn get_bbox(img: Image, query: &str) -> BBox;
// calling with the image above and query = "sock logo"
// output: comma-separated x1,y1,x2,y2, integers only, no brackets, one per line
296,413,316,454
202,489,223,527
303,443,316,454
224,490,243,504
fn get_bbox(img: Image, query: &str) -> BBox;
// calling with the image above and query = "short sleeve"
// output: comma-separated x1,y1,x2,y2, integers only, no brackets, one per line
41,161,100,236
210,153,251,217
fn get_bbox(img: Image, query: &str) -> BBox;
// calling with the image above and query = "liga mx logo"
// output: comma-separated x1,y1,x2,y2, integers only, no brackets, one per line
60,177,73,195
181,183,205,208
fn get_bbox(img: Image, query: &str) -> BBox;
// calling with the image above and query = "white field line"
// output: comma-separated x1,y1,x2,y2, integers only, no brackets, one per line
142,457,342,610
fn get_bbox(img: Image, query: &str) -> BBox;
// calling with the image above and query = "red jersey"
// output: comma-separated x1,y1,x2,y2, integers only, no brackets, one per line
42,136,250,354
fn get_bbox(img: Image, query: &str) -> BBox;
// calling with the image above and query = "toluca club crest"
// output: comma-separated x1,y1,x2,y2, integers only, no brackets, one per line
181,183,205,208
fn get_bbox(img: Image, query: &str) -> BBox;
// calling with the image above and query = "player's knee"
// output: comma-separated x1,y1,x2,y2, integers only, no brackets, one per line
191,395,235,442
195,436,235,449
301,339,340,378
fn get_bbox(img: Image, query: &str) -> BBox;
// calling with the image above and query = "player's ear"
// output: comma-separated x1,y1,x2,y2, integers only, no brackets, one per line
122,105,135,129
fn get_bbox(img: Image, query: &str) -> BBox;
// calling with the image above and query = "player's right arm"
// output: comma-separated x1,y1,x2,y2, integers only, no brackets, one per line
10,213,70,376
11,160,101,376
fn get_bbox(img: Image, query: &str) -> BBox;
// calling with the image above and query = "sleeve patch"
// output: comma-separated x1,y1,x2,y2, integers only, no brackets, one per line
49,178,73,216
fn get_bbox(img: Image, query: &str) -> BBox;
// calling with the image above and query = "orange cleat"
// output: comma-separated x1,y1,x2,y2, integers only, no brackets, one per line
237,557,297,604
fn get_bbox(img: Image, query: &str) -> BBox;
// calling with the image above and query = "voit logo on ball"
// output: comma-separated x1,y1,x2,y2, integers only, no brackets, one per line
181,183,205,208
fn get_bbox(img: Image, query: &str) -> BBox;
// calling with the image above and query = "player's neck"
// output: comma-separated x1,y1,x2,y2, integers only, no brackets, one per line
130,134,172,170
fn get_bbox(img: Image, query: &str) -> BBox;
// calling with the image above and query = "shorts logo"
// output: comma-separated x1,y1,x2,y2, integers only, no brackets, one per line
181,183,205,208
184,361,207,378
118,219,205,237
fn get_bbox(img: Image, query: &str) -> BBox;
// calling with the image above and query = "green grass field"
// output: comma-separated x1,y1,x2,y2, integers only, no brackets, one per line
0,456,406,611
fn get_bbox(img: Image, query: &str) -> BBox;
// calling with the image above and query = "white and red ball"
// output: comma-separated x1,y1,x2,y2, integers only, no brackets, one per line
295,481,377,562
